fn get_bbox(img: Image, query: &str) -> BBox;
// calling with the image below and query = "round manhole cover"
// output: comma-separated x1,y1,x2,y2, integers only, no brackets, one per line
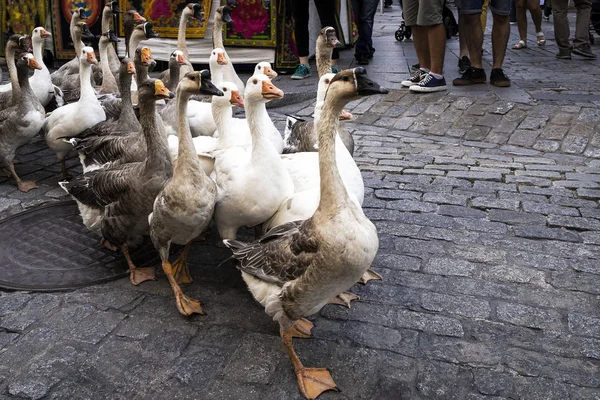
0,201,159,291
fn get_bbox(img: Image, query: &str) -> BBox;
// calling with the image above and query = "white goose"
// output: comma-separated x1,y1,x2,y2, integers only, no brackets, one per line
44,47,106,178
29,27,62,107
213,75,293,240
213,5,245,95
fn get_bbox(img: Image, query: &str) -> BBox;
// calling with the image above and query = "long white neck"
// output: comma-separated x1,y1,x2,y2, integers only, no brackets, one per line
178,11,190,57
73,30,85,59
213,17,224,49
213,100,235,148
99,41,118,91
32,38,48,76
209,63,224,86
129,31,145,59
246,99,272,161
79,61,96,100
102,8,112,32
315,98,348,216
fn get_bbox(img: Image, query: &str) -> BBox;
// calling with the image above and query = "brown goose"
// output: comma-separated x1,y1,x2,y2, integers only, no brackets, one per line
315,26,342,78
149,70,222,316
101,0,123,78
159,3,203,87
223,68,387,400
60,79,174,286
124,10,146,58
0,35,30,109
0,54,45,192
98,30,121,95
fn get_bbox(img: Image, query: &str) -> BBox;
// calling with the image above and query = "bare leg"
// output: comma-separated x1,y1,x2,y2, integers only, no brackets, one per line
412,25,430,69
172,242,193,284
280,325,338,399
515,0,527,41
162,259,204,316
458,14,469,58
328,292,360,308
7,163,38,192
463,13,484,68
528,0,544,41
428,24,446,75
492,13,510,69
122,244,156,286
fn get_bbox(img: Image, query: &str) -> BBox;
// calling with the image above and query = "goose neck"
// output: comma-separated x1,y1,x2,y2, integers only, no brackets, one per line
213,18,224,49
315,41,332,78
6,46,20,98
168,64,181,92
118,73,136,120
139,99,173,174
102,10,113,33
129,32,144,61
316,99,348,216
213,100,234,148
245,100,271,158
174,89,203,176
32,39,48,75
17,66,36,103
79,61,96,100
99,42,117,89
177,12,190,56
73,30,85,59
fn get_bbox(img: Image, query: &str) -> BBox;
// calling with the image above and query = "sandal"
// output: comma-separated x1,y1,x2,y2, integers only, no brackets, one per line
512,40,527,49
537,32,546,46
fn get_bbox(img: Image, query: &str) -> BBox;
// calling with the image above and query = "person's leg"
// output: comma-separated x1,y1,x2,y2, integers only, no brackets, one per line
361,0,380,57
291,0,310,63
527,0,545,44
552,0,571,56
514,0,528,44
464,13,484,68
428,24,446,75
458,13,469,58
350,0,370,60
491,13,510,69
573,0,592,49
413,26,431,69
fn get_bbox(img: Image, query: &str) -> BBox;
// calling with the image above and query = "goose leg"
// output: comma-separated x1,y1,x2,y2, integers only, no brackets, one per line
122,244,156,286
289,318,314,338
172,242,193,284
328,292,360,308
280,325,338,400
7,164,38,192
60,159,71,180
358,269,382,285
162,259,204,316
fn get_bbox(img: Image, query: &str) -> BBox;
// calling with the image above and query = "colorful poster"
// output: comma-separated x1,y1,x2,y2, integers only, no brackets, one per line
222,0,276,48
1,0,48,56
51,0,103,59
118,0,211,39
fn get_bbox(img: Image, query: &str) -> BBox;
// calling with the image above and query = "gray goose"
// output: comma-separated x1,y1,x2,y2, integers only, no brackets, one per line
0,35,31,109
97,30,121,95
159,3,203,87
0,54,45,192
124,10,146,58
101,0,123,78
149,70,222,316
223,68,387,400
60,79,174,286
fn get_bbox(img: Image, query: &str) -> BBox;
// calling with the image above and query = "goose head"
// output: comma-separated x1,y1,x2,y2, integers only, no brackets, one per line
80,46,99,66
133,22,159,40
121,57,136,74
18,53,42,74
215,5,233,24
105,0,122,15
73,7,88,23
135,46,156,69
125,10,146,26
179,70,224,97
210,48,228,66
169,50,187,67
182,3,205,22
31,27,52,45
245,75,283,103
138,79,174,102
214,82,244,108
100,29,120,45
319,26,343,49
7,35,31,54
76,22,96,41
326,67,388,104
254,62,277,79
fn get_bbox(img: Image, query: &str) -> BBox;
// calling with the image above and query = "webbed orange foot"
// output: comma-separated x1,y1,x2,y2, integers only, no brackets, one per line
17,180,38,192
175,293,205,316
129,267,156,286
328,291,360,308
290,318,314,338
296,368,338,400
359,269,382,285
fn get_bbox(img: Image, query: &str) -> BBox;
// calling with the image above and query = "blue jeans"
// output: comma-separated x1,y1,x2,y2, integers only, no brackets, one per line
350,0,379,57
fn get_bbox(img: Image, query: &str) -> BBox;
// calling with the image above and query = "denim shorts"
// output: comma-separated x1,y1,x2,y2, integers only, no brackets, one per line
456,0,510,16
404,0,444,26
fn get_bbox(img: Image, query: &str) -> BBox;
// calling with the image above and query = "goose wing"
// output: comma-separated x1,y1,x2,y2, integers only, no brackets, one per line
223,220,319,286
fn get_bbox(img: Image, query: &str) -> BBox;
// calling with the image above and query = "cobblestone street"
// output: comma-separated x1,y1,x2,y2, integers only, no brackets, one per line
1,4,599,400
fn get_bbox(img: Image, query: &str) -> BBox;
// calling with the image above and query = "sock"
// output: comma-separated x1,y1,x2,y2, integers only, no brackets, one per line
419,67,430,73
429,72,443,79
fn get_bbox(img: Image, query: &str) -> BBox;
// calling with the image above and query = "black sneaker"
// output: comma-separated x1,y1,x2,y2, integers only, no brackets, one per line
355,54,370,65
411,63,420,71
458,56,471,74
452,67,486,86
401,69,427,87
573,45,597,59
490,68,511,87
410,73,447,93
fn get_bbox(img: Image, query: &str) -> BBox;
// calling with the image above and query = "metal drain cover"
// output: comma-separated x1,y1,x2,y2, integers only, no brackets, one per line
0,202,159,292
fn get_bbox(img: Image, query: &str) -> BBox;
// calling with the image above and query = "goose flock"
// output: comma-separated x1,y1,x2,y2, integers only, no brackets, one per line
0,3,389,399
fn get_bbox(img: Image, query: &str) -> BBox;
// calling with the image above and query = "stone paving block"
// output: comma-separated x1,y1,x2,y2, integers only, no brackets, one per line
403,168,445,176
375,221,422,237
424,257,478,277
453,97,475,110
518,117,548,130
488,209,547,225
416,361,469,399
550,195,598,208
452,245,507,264
498,191,550,204
421,292,491,318
471,197,520,211
554,179,599,189
386,199,438,213
550,112,575,125
562,135,590,154
521,201,580,217
422,193,468,205
550,271,600,295
374,189,421,200
513,376,573,400
448,170,503,181
577,108,600,122
548,215,600,230
580,208,600,218
394,237,447,256
454,218,509,234
497,302,563,330
452,115,479,129
424,163,468,171
465,126,492,141
479,264,547,285
514,226,581,242
472,368,515,397
505,175,552,187
393,117,416,130
0,294,62,332
432,177,473,187
565,172,600,182
568,313,600,338
539,124,569,140
222,332,282,385
373,253,422,271
437,205,486,218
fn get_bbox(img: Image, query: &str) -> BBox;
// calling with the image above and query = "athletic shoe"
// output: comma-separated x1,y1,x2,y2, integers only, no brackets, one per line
401,69,428,87
291,63,311,80
573,45,597,59
409,73,447,93
452,67,486,86
331,66,340,73
490,68,511,87
458,56,471,74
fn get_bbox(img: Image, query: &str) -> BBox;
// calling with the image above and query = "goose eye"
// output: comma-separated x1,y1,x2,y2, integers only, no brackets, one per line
252,79,258,84
342,76,349,81
190,76,196,81
223,88,227,92
325,79,330,84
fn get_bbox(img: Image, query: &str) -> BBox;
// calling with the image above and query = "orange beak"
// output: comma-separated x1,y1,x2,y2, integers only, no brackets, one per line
264,66,277,79
229,90,244,107
261,80,283,100
177,53,186,65
154,80,172,98
133,12,146,24
126,61,136,74
40,29,52,39
87,51,98,65
216,52,228,65
28,58,42,70
141,47,153,66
